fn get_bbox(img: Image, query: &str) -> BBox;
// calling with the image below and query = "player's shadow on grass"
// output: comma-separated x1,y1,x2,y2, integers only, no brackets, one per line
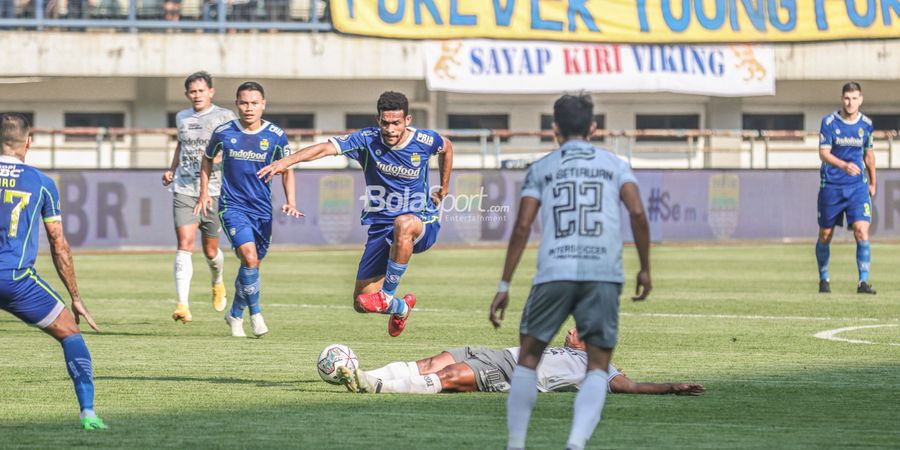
95,375,308,388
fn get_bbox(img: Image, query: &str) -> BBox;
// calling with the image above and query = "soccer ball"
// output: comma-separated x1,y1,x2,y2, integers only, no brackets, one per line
316,344,359,385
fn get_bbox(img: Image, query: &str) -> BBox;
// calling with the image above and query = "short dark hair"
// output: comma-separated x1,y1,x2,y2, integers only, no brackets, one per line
184,71,213,91
377,91,409,116
0,113,30,150
842,81,862,94
553,94,594,139
236,81,265,99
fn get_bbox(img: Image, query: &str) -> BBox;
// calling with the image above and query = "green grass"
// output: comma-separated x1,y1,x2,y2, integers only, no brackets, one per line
1,243,898,449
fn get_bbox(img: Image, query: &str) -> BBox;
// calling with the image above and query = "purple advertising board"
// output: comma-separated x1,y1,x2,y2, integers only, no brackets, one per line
43,169,900,248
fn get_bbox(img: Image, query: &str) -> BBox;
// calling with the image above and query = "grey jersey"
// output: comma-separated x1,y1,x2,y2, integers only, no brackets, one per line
505,347,621,392
172,104,236,197
521,140,638,284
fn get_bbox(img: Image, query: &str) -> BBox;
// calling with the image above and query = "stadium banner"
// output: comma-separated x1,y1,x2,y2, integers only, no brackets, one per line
40,169,900,248
329,0,900,43
423,40,774,96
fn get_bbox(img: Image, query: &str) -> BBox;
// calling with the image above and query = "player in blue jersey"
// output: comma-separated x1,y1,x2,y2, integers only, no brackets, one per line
258,91,453,337
0,114,106,430
194,82,302,337
816,82,877,295
488,94,651,450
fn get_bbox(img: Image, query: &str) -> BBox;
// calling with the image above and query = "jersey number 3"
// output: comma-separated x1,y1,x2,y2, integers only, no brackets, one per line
552,181,603,239
3,189,32,237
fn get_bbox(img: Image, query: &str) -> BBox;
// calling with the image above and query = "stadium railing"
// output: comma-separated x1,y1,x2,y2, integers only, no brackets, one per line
0,0,329,32
23,127,899,170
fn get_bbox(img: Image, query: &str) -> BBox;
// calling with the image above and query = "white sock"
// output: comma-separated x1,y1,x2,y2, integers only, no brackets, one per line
507,366,538,449
567,369,609,450
367,361,417,381
80,409,97,420
206,248,225,285
406,361,421,376
174,250,193,306
380,374,442,394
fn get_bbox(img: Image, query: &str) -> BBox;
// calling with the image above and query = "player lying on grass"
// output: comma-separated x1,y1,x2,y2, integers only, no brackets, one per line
339,328,704,396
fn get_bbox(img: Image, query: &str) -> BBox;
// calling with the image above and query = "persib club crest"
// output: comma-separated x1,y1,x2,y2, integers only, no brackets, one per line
858,128,864,137
260,138,269,151
411,153,421,167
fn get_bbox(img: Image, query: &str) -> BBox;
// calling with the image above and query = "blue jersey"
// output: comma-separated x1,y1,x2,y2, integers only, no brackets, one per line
819,111,874,187
0,156,61,271
205,120,291,219
329,127,445,225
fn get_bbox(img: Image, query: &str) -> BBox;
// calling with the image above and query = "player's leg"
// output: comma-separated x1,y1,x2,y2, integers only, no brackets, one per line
508,282,576,450
362,351,452,384
566,281,620,450
172,193,202,322
852,219,875,294
219,211,255,336
848,186,875,294
4,272,106,429
234,241,268,336
816,187,842,293
172,224,198,323
385,217,440,336
245,217,272,336
353,224,391,313
199,199,226,312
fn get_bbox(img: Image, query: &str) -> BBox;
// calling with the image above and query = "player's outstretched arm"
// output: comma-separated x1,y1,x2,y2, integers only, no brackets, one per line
490,196,540,329
193,157,215,217
432,138,454,205
162,142,181,186
44,221,100,332
621,182,651,301
280,167,304,218
258,142,338,182
609,375,705,396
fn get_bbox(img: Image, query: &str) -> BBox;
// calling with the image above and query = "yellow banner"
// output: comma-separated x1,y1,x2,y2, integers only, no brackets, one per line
329,0,900,43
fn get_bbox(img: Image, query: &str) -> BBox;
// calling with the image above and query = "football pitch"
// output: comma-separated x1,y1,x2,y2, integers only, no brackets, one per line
1,243,898,449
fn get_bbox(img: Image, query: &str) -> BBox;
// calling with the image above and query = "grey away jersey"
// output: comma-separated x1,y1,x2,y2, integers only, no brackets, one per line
521,140,638,285
505,347,621,392
172,104,236,197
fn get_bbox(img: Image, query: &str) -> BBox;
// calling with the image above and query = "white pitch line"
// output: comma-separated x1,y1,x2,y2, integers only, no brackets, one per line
813,324,900,346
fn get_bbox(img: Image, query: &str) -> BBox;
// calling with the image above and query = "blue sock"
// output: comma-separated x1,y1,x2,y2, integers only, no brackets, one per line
815,241,830,281
61,334,94,413
386,297,408,316
230,278,247,319
238,266,261,315
382,259,407,299
857,240,871,283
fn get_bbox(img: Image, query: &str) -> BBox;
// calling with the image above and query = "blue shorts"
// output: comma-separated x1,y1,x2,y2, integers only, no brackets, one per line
220,209,272,260
818,184,872,229
0,268,66,328
356,219,440,280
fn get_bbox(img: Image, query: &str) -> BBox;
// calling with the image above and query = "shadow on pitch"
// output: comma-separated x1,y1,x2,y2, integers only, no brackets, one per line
95,375,310,388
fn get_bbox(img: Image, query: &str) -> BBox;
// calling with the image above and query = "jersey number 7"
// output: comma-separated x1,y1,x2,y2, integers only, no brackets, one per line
1,189,32,238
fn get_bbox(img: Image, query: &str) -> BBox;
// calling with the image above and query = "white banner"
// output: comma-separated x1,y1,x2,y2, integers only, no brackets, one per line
424,40,775,97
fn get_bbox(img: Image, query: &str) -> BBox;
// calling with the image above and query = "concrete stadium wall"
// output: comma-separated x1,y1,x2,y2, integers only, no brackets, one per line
40,169,900,249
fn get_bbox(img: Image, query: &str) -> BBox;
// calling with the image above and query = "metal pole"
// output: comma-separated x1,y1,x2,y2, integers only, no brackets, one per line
96,128,106,169
217,0,227,34
492,134,501,169
35,0,44,31
128,0,137,32
687,136,694,169
479,131,487,169
50,131,57,169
